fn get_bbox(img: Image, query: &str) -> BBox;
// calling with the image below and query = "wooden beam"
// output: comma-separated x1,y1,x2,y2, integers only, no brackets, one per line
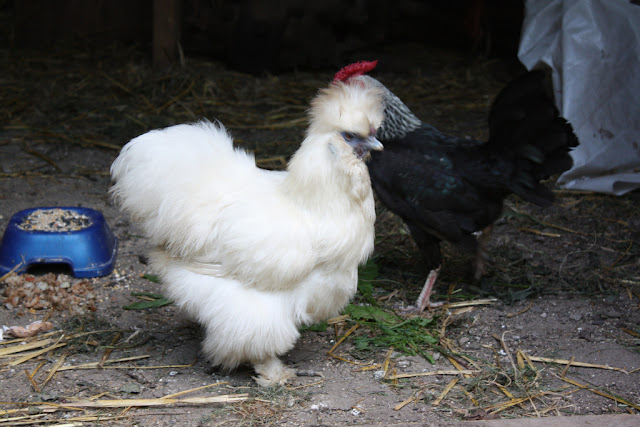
153,0,182,67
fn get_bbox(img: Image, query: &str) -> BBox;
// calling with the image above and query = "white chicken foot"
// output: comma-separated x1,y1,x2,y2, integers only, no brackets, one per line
417,265,444,311
252,356,297,387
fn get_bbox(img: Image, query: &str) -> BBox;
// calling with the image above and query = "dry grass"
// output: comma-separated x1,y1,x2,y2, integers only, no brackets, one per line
0,327,249,424
324,304,639,419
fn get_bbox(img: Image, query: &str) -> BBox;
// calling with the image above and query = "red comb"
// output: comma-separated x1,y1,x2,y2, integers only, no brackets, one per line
333,60,378,82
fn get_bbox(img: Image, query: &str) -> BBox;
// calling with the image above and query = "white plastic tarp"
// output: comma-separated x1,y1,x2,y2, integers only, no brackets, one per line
518,0,640,195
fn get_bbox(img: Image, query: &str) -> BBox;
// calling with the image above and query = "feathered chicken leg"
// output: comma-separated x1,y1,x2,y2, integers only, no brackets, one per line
416,265,444,310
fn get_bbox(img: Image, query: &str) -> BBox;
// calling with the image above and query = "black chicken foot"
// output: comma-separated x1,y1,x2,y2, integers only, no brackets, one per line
417,265,444,311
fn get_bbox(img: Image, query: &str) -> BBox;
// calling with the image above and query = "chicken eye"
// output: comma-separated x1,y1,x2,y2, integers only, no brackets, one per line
341,132,356,142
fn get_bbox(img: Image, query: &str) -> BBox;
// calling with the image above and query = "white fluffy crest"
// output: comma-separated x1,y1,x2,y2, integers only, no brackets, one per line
110,78,383,386
308,78,384,138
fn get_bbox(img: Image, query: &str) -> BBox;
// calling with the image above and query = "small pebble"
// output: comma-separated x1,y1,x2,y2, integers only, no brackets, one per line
540,312,548,319
396,359,411,369
602,310,622,319
119,383,142,394
373,370,386,380
569,312,583,321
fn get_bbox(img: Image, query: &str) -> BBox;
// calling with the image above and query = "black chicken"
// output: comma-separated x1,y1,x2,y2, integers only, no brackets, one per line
334,61,578,310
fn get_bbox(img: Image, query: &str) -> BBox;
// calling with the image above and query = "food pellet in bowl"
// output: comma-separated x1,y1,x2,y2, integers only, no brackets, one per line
17,208,92,232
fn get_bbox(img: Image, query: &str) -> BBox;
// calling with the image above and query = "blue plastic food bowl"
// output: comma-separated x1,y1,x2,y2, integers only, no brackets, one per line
0,207,117,278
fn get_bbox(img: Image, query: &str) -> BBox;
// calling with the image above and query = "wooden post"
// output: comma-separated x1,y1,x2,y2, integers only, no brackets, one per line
153,0,182,67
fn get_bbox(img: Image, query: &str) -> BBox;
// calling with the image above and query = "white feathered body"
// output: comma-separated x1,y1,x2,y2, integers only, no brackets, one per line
110,79,384,385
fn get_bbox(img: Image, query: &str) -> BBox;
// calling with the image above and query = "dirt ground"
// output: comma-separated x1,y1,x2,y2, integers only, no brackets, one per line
1,41,639,426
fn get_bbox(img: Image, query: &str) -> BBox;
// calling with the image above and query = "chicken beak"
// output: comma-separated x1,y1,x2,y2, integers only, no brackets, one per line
354,136,383,160
344,134,384,159
365,136,384,152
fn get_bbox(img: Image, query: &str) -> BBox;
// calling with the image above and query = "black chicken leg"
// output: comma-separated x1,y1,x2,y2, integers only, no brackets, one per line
407,223,447,310
417,265,444,310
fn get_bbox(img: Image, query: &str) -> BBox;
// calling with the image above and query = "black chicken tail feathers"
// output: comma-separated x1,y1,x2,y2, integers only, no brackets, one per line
487,69,579,206
535,117,579,174
489,70,552,124
488,69,573,153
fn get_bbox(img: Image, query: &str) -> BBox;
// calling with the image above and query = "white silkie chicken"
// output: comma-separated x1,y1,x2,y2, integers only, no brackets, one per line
110,75,384,386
